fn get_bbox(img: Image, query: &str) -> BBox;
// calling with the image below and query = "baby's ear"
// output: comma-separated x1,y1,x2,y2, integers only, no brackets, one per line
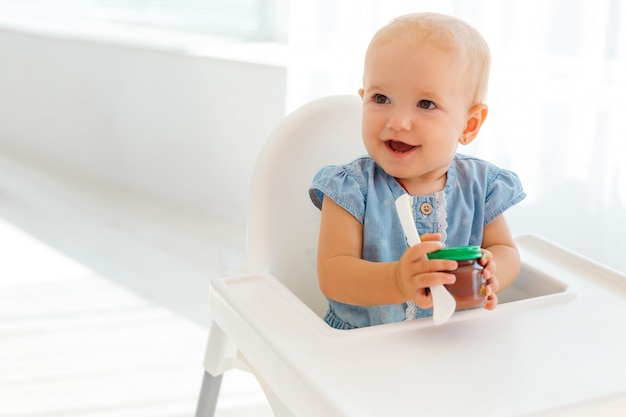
358,88,365,99
460,103,488,144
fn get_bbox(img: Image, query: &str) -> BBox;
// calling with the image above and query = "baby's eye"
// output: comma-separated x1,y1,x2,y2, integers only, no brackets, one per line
373,94,390,104
417,100,436,110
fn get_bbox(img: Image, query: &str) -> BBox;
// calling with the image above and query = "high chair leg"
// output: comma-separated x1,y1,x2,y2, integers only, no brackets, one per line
195,370,223,417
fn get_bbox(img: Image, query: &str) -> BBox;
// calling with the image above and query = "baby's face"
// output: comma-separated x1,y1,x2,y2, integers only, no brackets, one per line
359,38,476,195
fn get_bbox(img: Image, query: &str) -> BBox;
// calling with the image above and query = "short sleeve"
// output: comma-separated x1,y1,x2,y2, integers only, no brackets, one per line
484,167,526,225
309,164,367,224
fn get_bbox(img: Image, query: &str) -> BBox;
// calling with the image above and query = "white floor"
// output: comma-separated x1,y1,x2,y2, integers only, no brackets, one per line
0,150,273,416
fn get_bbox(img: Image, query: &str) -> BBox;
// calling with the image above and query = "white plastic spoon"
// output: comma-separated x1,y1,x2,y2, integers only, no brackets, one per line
394,193,456,325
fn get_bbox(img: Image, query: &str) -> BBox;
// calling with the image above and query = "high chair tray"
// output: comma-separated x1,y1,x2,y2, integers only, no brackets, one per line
209,234,626,416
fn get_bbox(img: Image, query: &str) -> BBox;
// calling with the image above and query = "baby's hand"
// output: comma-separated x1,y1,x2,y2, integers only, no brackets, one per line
479,249,499,310
394,233,457,309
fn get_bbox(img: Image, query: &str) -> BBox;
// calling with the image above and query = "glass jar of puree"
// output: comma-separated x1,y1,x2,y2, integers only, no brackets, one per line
428,246,486,310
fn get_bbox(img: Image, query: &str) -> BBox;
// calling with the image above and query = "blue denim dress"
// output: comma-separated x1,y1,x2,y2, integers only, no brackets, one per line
309,154,526,329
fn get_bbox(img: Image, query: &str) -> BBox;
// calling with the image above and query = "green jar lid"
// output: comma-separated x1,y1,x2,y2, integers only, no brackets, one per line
427,245,482,260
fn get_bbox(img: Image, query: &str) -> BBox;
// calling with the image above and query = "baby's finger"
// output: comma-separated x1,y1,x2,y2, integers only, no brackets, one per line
483,293,498,310
420,233,443,242
417,271,456,288
405,240,444,261
479,249,494,267
413,288,433,309
409,272,455,308
485,275,500,294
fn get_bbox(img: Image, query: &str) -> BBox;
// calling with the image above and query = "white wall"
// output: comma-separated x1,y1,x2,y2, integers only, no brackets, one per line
1,21,624,278
0,27,287,227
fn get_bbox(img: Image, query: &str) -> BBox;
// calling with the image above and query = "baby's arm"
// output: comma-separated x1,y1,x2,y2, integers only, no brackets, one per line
480,214,521,309
316,197,456,307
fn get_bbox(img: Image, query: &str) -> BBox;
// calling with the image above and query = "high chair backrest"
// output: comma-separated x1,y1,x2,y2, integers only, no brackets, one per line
243,95,364,317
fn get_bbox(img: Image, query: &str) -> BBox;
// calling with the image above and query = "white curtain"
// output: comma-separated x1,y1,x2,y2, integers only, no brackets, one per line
285,0,626,273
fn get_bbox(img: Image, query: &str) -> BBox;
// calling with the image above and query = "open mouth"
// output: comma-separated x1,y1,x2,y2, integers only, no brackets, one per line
386,140,417,154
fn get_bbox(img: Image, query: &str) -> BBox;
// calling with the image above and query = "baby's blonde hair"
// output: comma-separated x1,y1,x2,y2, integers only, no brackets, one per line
368,12,491,104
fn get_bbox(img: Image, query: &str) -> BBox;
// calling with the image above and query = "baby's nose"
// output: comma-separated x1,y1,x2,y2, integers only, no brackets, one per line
386,109,413,131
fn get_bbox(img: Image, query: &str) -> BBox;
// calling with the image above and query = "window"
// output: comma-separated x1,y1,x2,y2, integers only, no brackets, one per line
0,0,288,41
95,0,286,41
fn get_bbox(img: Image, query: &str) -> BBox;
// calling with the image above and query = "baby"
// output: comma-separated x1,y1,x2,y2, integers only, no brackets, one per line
309,12,525,329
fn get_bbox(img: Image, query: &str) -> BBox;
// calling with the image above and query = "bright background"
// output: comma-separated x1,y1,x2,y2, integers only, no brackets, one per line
0,2,624,415
0,0,624,277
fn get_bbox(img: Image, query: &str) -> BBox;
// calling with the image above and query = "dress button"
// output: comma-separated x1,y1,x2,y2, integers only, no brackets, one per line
420,202,433,215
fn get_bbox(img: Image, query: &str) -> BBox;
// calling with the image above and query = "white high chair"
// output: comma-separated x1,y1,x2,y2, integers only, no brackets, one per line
195,94,364,417
196,95,626,417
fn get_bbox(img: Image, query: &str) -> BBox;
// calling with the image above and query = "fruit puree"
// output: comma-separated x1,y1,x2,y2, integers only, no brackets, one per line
428,246,486,310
